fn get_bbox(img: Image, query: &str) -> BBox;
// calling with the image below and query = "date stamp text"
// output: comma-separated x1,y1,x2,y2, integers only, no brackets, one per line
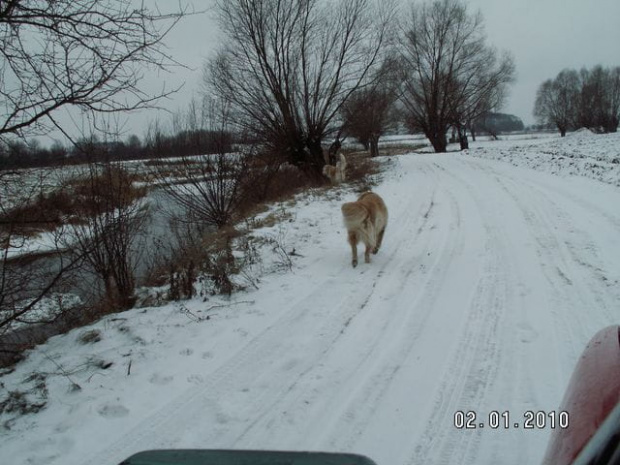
454,410,569,430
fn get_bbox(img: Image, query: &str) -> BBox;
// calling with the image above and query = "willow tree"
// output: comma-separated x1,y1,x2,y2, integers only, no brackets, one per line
576,66,620,133
534,69,580,137
341,57,401,157
398,0,515,152
206,0,394,178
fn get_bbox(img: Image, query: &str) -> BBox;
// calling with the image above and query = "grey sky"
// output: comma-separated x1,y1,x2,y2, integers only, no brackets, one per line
467,0,620,125
119,0,620,139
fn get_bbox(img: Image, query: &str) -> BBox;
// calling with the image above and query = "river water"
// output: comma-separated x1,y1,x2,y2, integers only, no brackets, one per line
0,187,189,366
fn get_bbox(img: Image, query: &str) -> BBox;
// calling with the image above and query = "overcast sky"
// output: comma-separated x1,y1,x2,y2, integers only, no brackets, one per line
116,0,620,140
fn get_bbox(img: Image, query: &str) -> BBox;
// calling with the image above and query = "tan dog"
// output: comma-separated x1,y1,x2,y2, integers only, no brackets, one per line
322,153,347,184
341,191,388,267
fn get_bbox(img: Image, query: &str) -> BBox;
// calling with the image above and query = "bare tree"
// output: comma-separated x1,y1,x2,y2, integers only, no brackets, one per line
608,67,620,133
577,66,606,133
534,69,580,137
535,66,620,136
150,94,251,231
576,66,620,133
206,0,395,178
65,161,148,310
154,150,251,231
452,59,513,149
148,110,253,300
341,57,400,157
0,0,189,141
398,0,515,152
0,171,86,363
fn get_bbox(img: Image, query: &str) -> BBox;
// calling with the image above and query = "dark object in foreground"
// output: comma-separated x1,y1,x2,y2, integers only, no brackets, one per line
542,325,620,465
119,450,377,465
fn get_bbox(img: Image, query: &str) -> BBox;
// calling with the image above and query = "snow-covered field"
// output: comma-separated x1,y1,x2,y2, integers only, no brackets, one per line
466,129,620,186
2,132,620,465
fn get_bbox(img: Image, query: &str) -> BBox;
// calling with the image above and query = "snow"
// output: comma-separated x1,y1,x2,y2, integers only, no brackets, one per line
2,132,620,465
9,294,83,330
3,231,64,260
466,130,620,186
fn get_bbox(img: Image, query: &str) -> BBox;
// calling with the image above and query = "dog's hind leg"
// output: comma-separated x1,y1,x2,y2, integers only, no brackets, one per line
363,225,375,264
374,226,386,254
348,231,359,267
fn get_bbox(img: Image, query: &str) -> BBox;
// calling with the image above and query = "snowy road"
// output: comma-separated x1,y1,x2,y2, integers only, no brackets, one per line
3,152,620,465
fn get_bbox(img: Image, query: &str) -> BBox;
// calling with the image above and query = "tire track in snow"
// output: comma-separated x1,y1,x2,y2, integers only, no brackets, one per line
206,159,460,455
403,159,509,465
463,162,590,376
83,163,442,464
85,271,385,463
478,160,618,355
313,183,464,453
228,167,448,449
84,154,620,465
295,157,498,465
437,156,620,463
516,177,620,318
434,157,584,463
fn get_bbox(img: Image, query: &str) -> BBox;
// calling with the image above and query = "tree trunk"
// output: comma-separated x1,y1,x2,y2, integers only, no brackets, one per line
427,130,447,153
306,140,329,181
103,272,121,309
327,137,341,165
430,138,447,153
426,121,448,153
449,127,457,143
104,269,135,310
459,134,469,150
605,116,618,133
458,126,469,150
560,127,567,137
369,133,380,157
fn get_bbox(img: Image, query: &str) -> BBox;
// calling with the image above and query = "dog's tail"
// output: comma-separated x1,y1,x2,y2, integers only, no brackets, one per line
341,202,368,230
342,201,375,245
338,152,346,167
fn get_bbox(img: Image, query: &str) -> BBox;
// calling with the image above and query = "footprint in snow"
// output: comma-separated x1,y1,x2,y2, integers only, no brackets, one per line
26,436,75,463
149,373,174,385
187,374,205,384
97,403,129,418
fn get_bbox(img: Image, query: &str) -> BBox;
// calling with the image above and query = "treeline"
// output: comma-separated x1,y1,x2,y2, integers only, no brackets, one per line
474,112,524,135
534,65,620,136
0,129,235,171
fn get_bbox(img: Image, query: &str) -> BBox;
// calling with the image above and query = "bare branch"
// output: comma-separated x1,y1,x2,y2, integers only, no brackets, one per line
398,0,515,152
206,0,396,178
0,0,193,140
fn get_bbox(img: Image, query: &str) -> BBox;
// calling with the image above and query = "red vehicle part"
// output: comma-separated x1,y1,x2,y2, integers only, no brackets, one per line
542,325,620,465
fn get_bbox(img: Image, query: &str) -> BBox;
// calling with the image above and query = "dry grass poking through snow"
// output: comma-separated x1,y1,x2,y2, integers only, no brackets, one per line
141,148,391,302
